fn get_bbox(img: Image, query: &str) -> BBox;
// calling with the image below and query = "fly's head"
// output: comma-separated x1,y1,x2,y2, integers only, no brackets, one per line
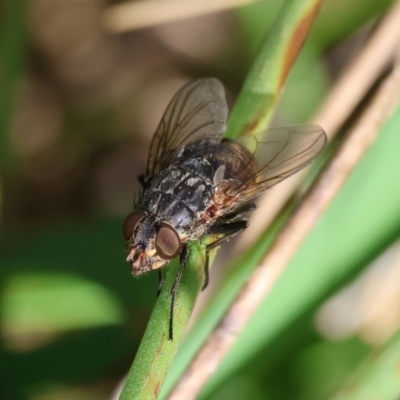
122,211,182,276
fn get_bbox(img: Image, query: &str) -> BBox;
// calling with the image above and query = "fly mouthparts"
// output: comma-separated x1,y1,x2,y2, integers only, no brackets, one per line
126,248,138,263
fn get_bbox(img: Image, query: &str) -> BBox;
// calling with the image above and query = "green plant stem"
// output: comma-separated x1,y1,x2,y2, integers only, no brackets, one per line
119,0,322,398
226,0,322,140
119,240,211,400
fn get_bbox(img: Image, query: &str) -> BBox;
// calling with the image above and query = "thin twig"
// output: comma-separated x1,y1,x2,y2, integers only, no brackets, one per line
238,0,400,251
167,57,400,400
103,0,258,33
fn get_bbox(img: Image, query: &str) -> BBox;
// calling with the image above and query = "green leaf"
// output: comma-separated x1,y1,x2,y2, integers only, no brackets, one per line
332,332,400,400
2,272,126,336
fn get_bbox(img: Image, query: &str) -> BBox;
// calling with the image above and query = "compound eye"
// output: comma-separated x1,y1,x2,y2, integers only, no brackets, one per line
156,222,181,260
122,211,147,240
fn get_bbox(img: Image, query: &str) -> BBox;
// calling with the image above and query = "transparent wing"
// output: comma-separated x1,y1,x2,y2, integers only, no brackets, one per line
223,125,327,201
145,78,228,179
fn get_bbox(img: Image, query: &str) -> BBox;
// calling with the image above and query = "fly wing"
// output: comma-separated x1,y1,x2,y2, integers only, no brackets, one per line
145,78,228,180
224,125,327,201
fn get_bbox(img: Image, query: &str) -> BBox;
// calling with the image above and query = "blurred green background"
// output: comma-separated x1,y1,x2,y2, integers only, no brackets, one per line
1,0,399,399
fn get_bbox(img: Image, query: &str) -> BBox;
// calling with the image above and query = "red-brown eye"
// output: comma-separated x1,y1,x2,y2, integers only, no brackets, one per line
122,211,147,240
155,222,181,260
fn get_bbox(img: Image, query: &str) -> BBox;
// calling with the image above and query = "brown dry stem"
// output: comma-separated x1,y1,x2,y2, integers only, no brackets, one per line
312,0,400,133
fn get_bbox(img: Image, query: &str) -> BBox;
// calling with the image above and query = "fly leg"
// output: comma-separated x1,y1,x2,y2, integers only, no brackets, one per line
138,174,146,187
169,244,189,341
157,270,164,298
220,202,257,222
138,174,150,190
202,220,248,290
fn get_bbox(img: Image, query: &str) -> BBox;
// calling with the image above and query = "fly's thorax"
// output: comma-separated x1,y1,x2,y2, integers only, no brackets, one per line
140,161,215,231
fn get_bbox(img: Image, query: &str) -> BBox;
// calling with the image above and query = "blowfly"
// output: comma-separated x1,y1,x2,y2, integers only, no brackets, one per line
123,78,326,339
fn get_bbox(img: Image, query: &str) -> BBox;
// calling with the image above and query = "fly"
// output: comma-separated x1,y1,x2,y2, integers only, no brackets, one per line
123,78,327,340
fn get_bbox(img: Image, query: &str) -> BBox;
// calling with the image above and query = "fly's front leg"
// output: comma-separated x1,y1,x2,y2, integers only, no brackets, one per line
157,270,164,298
138,174,146,187
203,220,248,290
169,244,189,341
